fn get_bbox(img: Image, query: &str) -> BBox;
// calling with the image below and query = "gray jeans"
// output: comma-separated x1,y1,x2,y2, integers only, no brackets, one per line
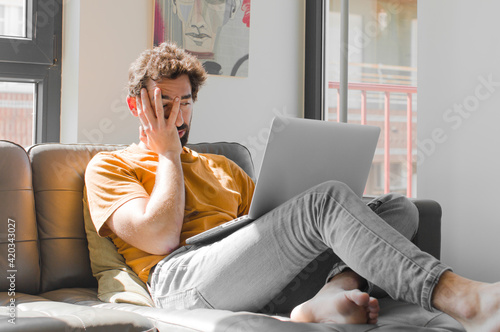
149,180,449,313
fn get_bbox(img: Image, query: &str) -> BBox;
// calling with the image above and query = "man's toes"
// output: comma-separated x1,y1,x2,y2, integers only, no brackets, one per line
368,304,379,325
345,289,370,307
368,297,380,313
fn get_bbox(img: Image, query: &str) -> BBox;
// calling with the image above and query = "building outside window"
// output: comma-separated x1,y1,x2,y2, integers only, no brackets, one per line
329,0,417,197
0,81,34,147
306,0,417,197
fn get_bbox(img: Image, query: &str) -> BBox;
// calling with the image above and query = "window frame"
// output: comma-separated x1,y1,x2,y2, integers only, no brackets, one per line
304,0,326,121
0,0,62,143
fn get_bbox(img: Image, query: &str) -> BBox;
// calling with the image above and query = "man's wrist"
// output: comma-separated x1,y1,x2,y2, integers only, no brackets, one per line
158,149,183,160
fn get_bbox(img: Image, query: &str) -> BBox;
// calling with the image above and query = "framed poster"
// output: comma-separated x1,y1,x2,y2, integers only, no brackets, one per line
154,0,251,77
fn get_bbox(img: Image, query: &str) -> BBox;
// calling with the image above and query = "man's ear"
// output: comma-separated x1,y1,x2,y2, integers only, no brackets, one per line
127,96,138,116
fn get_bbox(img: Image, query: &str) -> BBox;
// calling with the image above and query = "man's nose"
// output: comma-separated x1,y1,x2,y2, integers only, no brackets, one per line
175,109,184,127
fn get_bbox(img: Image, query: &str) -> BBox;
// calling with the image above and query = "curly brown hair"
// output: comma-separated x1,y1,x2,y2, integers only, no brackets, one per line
127,42,207,101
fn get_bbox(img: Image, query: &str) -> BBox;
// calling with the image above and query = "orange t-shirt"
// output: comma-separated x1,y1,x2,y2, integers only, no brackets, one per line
84,144,255,283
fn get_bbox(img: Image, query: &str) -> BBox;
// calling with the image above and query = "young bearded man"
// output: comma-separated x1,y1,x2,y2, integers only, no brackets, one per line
85,42,500,331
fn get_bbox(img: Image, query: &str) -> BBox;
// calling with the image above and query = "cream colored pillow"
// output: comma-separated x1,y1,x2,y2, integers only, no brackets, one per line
82,190,154,307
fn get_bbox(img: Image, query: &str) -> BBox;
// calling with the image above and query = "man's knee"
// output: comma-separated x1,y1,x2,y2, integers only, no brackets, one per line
368,193,419,240
313,180,354,195
400,197,419,240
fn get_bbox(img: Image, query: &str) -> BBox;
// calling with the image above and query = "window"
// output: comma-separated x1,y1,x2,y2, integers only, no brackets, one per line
305,0,417,197
0,0,62,147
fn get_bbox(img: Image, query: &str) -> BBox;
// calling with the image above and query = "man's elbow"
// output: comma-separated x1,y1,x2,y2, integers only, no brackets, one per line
154,240,180,256
147,232,181,256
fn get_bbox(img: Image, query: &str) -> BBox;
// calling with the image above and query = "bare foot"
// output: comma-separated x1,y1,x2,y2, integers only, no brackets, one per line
433,272,500,332
290,287,379,324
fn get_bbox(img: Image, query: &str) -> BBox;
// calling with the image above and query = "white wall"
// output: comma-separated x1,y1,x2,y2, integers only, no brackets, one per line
61,0,305,173
418,1,500,282
61,0,153,145
191,0,304,171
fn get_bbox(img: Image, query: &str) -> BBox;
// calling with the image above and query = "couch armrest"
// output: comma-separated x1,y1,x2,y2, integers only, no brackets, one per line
410,199,442,260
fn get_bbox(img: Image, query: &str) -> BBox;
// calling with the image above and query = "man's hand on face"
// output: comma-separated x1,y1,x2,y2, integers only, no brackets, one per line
137,87,183,156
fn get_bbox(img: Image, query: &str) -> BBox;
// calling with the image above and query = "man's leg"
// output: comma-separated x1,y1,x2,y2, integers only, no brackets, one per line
149,180,445,317
288,193,419,324
327,193,419,297
261,192,418,315
359,197,500,331
283,183,500,331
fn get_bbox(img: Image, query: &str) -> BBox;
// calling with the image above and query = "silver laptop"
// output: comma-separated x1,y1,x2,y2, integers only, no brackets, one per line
186,116,380,245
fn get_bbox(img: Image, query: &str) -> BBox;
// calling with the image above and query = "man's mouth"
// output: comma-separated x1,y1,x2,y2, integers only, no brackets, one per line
177,125,188,138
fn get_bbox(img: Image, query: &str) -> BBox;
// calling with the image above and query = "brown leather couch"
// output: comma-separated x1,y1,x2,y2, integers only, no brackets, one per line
0,140,465,331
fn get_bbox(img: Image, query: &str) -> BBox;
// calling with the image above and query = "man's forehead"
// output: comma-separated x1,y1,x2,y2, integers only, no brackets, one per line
144,76,192,99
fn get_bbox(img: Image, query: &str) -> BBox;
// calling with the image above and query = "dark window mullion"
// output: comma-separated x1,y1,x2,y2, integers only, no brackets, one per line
304,0,326,120
35,64,60,143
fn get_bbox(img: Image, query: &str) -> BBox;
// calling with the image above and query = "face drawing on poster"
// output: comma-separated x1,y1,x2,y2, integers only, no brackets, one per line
158,0,250,76
172,0,240,55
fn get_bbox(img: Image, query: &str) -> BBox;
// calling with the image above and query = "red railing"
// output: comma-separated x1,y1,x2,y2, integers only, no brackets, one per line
328,82,417,197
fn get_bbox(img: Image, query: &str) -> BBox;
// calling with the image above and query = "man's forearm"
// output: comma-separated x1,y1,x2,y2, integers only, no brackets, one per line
143,152,185,253
106,152,185,255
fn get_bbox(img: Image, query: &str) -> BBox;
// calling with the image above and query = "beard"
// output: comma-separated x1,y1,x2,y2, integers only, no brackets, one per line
179,123,190,147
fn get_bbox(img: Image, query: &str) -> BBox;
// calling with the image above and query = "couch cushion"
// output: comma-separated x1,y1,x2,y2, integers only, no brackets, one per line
39,289,465,332
0,291,155,332
83,189,154,306
27,143,127,292
100,299,464,332
0,141,40,295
